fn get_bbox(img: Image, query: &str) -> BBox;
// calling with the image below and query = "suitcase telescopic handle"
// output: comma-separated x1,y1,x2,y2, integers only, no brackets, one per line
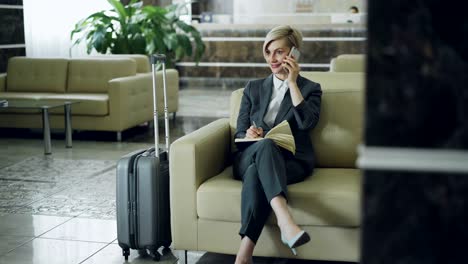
151,54,170,158
151,54,166,64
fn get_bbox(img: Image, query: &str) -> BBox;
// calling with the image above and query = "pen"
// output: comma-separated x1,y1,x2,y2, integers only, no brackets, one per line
252,121,257,128
251,121,262,137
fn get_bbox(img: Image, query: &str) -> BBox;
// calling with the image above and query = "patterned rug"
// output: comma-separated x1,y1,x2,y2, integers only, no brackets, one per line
0,156,116,218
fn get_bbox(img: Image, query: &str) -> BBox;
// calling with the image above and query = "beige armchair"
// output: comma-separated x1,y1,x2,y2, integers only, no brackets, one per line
330,54,365,72
169,71,364,261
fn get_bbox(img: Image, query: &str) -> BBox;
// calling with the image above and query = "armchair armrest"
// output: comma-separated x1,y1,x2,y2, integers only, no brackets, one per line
108,69,179,130
169,118,231,250
0,73,6,92
108,73,154,130
136,69,179,113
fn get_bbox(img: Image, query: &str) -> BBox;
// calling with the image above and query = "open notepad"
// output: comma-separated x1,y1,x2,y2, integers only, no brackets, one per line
234,120,296,154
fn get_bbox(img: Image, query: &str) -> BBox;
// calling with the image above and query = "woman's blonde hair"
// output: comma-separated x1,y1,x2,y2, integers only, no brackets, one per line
263,25,303,57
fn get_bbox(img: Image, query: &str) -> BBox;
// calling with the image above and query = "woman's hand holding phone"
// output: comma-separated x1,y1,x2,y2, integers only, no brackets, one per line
282,46,301,84
289,46,301,61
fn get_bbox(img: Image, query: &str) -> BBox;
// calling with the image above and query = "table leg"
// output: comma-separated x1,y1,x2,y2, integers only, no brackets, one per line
65,103,72,148
42,108,52,155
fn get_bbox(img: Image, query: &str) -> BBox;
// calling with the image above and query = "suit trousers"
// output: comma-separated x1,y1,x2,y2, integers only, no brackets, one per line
233,138,313,244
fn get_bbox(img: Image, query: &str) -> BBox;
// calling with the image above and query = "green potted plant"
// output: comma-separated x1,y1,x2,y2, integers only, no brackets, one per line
70,0,205,69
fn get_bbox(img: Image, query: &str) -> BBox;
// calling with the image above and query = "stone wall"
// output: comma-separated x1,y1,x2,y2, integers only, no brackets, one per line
361,1,468,263
178,24,366,88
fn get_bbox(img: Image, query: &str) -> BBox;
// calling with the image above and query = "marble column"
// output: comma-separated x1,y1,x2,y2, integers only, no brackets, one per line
0,0,25,73
361,1,468,264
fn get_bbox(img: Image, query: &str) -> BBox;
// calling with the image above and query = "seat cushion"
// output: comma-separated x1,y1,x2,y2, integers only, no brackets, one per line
197,166,361,227
0,92,57,100
0,92,108,116
45,93,109,116
0,92,62,114
6,57,68,93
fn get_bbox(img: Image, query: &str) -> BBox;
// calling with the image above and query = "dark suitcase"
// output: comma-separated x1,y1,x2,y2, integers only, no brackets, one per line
116,54,172,261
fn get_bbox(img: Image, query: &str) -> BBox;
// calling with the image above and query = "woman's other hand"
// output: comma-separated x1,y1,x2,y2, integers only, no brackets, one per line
246,126,264,138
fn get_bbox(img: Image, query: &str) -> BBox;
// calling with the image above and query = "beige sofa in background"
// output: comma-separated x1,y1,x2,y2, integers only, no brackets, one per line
94,54,151,74
0,56,179,141
169,71,364,262
330,54,365,72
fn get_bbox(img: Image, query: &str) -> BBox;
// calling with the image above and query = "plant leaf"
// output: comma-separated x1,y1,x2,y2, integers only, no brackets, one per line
164,33,177,50
92,26,108,53
175,19,193,33
129,1,143,10
71,1,205,66
130,33,146,54
177,34,192,57
107,0,127,21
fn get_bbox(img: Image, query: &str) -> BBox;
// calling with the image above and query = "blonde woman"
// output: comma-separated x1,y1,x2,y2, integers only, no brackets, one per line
233,25,322,264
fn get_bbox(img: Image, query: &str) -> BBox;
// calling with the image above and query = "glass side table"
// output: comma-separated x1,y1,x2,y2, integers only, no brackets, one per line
0,99,80,155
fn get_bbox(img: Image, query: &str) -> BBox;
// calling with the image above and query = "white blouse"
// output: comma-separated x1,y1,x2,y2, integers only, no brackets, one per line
263,75,289,127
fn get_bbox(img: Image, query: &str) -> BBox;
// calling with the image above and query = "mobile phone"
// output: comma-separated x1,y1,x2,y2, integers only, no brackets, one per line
289,46,301,61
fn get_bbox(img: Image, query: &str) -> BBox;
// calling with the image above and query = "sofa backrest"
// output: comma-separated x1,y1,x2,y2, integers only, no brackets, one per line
302,71,364,168
67,58,137,93
6,57,69,93
330,54,365,72
0,73,6,92
94,54,150,73
230,71,364,168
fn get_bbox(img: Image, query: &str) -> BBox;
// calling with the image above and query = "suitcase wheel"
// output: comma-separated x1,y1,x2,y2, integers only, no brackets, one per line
122,248,130,260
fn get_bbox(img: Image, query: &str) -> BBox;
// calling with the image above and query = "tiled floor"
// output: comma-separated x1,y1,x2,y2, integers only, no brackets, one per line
0,87,227,264
0,87,351,263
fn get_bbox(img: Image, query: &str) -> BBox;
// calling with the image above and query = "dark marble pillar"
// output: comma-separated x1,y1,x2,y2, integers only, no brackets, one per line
0,8,25,45
0,48,25,73
362,1,468,264
0,0,25,73
0,0,22,4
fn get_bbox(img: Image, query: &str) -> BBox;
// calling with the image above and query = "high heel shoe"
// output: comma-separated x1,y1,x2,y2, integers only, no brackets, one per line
281,230,310,256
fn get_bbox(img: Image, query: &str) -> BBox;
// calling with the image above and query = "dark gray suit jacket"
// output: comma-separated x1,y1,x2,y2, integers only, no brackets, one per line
235,74,322,163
